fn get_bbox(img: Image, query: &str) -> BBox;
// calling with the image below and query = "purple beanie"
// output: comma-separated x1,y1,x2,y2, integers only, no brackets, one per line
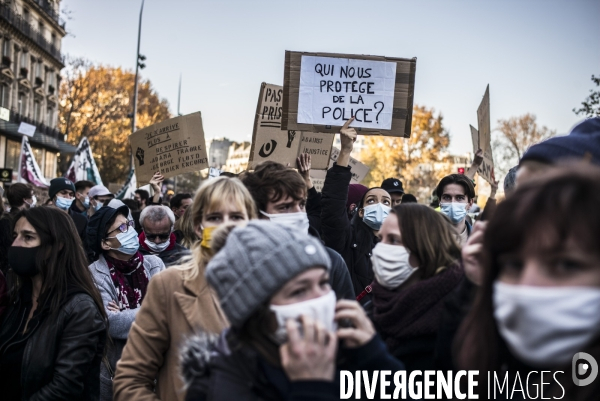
347,184,368,209
521,118,600,166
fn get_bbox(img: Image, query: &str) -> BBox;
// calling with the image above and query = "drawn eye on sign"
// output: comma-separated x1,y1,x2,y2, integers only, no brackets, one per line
287,131,297,148
258,140,277,158
136,147,145,166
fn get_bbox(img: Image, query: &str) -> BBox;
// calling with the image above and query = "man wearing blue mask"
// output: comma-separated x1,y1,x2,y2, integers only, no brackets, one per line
435,174,475,246
88,185,115,216
48,177,93,261
70,180,94,217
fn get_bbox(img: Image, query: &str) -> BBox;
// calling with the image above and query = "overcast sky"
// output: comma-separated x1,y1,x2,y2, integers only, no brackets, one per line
61,0,599,155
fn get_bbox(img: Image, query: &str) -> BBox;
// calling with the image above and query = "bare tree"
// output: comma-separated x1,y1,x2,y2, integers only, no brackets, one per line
492,114,555,175
573,75,600,118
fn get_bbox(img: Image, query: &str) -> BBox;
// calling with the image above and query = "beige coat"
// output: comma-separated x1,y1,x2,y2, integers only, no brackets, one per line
112,266,228,401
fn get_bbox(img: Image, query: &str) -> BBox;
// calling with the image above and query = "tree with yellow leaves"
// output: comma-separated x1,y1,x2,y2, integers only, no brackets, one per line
360,105,452,202
59,57,171,184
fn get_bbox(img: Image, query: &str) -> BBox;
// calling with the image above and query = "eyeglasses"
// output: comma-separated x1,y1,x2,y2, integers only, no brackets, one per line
144,232,171,241
106,220,135,237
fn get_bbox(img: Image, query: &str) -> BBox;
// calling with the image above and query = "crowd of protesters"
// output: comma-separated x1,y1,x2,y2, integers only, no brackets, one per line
0,117,598,400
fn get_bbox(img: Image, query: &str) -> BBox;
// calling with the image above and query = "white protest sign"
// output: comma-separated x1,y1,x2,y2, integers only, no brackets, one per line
208,167,222,179
0,107,9,121
18,122,36,137
298,56,397,130
329,146,370,184
469,124,496,184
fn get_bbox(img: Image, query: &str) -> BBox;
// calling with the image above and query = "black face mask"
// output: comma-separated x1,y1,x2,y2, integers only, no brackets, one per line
8,246,41,277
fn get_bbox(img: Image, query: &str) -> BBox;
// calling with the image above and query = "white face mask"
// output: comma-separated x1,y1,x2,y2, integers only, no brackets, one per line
371,243,418,289
26,195,37,208
270,290,337,344
494,282,600,367
260,211,310,234
144,238,170,253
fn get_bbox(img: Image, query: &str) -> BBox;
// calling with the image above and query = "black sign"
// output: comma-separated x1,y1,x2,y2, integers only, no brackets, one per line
0,168,12,183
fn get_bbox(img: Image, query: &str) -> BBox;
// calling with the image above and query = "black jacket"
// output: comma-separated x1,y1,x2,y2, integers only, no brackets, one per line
182,331,405,401
139,242,191,266
320,164,378,300
0,283,107,400
306,187,322,235
68,208,95,262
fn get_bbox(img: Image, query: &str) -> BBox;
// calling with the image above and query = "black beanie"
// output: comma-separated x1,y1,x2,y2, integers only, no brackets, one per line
48,178,75,200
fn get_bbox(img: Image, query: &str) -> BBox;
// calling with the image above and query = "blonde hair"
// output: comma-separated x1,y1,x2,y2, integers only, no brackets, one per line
174,206,199,249
174,177,257,281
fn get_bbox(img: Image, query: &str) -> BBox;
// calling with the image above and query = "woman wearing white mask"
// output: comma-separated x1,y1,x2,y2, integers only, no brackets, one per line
369,203,463,371
181,220,404,401
456,164,600,400
113,177,256,401
87,205,165,400
321,117,392,301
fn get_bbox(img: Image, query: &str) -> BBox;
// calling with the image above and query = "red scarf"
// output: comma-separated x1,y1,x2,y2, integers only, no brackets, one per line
138,232,177,253
105,252,149,310
371,262,464,350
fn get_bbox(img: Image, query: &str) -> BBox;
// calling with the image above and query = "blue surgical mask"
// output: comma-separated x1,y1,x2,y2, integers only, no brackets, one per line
362,203,391,231
440,202,468,224
83,196,90,209
107,226,139,255
55,196,74,211
95,201,104,211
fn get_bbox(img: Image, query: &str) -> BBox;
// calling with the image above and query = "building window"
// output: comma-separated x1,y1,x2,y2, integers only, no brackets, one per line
5,139,21,171
47,107,54,127
33,100,41,122
0,84,9,108
23,8,30,24
35,61,41,79
45,151,56,178
2,38,10,58
18,92,26,115
20,51,27,71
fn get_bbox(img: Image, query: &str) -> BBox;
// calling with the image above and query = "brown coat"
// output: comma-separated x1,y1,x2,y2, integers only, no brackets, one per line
112,266,228,401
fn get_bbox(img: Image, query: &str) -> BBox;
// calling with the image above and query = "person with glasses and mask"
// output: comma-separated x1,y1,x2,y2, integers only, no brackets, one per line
87,205,165,401
137,205,190,266
320,117,392,302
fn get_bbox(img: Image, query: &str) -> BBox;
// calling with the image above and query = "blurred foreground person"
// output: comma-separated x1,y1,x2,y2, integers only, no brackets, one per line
456,164,600,400
87,205,165,400
182,221,404,401
0,206,107,400
370,204,463,371
113,177,255,401
321,118,392,300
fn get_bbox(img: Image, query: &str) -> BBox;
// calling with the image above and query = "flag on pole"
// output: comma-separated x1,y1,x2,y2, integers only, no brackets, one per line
115,169,137,200
65,137,103,185
18,136,49,188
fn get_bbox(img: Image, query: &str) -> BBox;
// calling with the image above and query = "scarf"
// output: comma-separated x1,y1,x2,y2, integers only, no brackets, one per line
105,252,149,310
371,261,463,350
138,232,177,253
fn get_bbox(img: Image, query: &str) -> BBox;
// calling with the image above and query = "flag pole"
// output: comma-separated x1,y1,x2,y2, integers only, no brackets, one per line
17,135,25,183
131,0,145,170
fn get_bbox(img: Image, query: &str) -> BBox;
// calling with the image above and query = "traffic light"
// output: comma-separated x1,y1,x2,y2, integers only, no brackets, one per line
458,167,465,174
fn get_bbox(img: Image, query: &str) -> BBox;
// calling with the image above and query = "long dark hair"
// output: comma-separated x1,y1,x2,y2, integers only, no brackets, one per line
10,206,106,320
455,164,600,393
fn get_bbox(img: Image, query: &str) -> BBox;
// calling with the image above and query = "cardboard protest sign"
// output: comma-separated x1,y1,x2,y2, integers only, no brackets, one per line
309,169,327,192
469,124,496,184
249,83,334,170
329,147,370,184
129,112,208,185
477,85,491,154
282,51,417,138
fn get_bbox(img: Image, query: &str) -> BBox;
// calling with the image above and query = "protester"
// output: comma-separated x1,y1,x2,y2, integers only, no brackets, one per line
241,160,355,300
134,189,150,211
516,117,600,187
182,221,404,400
435,173,476,246
138,205,190,266
87,205,165,400
504,165,518,196
135,172,165,211
346,183,369,220
6,183,35,215
321,117,392,299
48,178,91,256
71,180,94,216
170,193,193,220
456,164,600,400
381,178,404,206
369,204,463,370
113,176,254,401
401,193,417,203
174,205,199,248
0,206,107,400
0,189,12,273
89,184,115,213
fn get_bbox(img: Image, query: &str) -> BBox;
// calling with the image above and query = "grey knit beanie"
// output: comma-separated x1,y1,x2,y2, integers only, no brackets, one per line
205,220,331,328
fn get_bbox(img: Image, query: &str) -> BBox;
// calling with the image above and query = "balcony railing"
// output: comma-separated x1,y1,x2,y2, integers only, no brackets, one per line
31,0,64,27
9,107,62,140
0,4,63,63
